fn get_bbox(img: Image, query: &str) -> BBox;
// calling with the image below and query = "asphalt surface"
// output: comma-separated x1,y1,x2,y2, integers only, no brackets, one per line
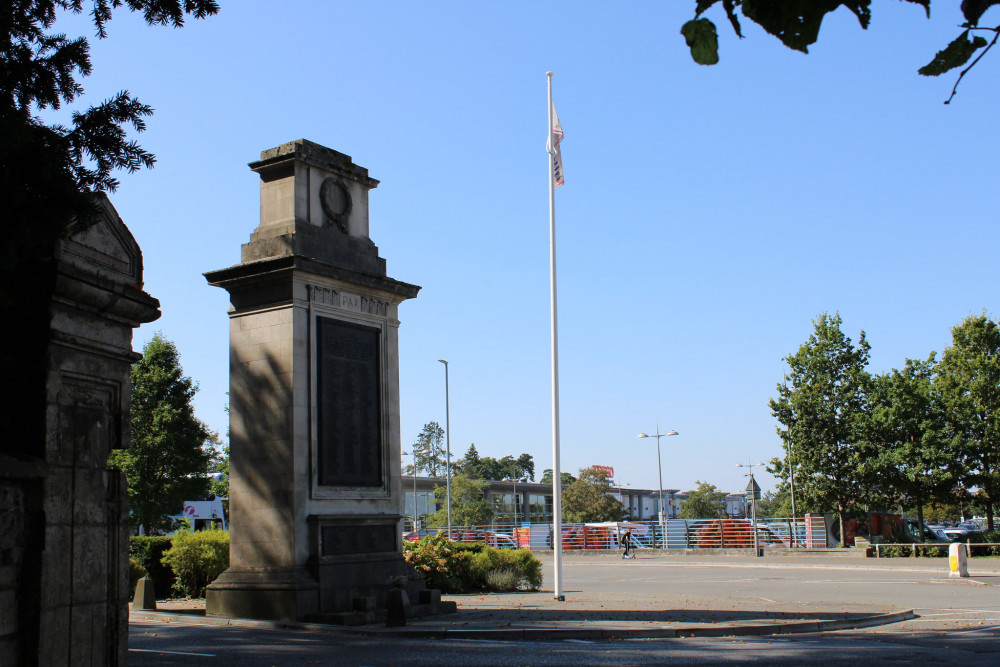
133,550,1000,640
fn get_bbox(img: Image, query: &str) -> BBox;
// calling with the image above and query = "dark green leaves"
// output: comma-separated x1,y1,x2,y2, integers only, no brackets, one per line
962,0,1000,25
740,0,871,54
919,30,990,76
683,0,929,63
681,18,720,65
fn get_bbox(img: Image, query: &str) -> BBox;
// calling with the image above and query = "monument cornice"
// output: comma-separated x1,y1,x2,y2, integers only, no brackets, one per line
249,139,380,190
204,255,420,301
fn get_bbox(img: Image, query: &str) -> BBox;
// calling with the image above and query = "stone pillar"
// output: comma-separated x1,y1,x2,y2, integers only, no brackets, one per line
0,195,160,666
205,140,421,622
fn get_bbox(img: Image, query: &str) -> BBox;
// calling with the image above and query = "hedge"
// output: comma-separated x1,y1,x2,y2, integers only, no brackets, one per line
161,528,230,598
129,536,175,598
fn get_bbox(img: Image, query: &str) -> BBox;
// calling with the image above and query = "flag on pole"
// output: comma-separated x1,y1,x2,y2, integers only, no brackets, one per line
547,101,565,187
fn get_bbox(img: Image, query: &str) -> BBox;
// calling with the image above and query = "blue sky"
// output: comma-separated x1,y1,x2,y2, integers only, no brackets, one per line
50,2,1000,496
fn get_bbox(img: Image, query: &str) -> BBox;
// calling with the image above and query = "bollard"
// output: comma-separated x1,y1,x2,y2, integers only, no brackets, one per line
949,542,969,578
132,576,157,610
385,588,409,627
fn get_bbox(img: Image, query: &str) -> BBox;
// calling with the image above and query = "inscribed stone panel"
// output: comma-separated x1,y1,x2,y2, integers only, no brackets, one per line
315,318,382,487
319,524,397,556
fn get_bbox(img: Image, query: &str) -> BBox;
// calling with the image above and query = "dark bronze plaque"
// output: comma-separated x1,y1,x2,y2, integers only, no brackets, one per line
320,524,397,556
316,317,382,487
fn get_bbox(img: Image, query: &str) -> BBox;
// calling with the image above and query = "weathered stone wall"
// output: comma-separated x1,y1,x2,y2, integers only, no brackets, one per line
0,195,159,666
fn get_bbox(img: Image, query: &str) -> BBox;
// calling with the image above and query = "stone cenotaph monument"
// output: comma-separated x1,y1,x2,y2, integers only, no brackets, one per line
204,140,425,622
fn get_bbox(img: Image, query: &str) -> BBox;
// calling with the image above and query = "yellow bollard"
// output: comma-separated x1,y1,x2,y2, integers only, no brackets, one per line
949,542,969,578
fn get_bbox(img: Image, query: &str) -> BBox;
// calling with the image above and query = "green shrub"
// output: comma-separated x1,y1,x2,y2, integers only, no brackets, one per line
485,567,521,592
469,547,543,591
403,535,469,593
404,536,542,593
161,528,230,598
128,558,147,597
878,543,947,558
129,536,175,598
965,529,1000,556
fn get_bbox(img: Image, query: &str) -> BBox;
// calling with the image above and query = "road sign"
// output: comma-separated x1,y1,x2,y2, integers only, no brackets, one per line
745,477,761,500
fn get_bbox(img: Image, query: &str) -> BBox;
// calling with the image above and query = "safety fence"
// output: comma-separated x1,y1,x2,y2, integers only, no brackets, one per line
405,517,821,551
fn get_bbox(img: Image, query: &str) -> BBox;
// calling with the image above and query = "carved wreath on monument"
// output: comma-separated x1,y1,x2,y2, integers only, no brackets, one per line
320,177,352,233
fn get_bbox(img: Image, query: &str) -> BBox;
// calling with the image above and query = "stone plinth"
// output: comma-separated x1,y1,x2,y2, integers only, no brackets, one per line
205,140,422,622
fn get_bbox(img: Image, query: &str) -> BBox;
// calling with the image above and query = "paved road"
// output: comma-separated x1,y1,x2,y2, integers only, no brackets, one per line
129,553,1000,665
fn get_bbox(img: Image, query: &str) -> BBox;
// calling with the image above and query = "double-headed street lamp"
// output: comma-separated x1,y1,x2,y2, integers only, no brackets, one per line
438,359,452,538
637,425,679,524
736,461,765,555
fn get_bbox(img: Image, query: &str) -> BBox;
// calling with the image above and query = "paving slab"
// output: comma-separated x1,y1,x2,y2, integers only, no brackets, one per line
134,551,962,641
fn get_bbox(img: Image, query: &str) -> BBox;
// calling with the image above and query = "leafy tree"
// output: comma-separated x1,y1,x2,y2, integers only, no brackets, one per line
0,0,218,464
561,468,625,523
540,469,577,486
865,355,954,536
936,313,1000,530
456,445,535,481
208,398,230,501
108,334,214,534
769,312,873,546
425,474,493,528
679,481,727,519
681,1,997,103
755,489,792,519
513,453,535,481
412,421,446,477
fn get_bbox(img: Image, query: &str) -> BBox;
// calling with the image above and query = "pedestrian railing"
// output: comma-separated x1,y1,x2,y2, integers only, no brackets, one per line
415,517,814,551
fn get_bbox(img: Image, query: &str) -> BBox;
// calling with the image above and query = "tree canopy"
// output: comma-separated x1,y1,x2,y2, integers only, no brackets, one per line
679,481,727,519
455,444,535,482
425,474,493,528
865,355,955,534
769,313,873,545
561,468,626,523
0,0,218,458
540,469,577,486
681,1,999,103
108,333,214,534
410,421,447,477
937,313,1000,531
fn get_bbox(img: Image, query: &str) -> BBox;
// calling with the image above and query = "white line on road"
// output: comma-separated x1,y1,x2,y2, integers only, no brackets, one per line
129,648,216,657
951,625,1000,635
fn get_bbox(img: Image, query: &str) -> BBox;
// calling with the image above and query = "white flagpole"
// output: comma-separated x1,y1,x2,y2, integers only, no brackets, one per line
546,71,564,601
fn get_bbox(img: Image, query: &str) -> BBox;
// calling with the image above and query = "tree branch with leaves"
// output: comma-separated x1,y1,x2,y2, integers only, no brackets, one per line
681,1,1000,103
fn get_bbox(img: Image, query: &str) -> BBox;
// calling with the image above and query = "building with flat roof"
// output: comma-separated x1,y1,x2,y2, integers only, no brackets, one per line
399,476,748,529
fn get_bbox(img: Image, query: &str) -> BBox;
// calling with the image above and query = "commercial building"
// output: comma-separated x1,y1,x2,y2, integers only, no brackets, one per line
400,476,748,528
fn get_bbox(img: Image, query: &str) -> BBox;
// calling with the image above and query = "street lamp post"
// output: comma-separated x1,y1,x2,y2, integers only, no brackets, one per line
617,481,631,518
736,461,765,555
438,359,452,538
512,477,527,525
783,382,798,547
637,424,679,526
402,451,418,532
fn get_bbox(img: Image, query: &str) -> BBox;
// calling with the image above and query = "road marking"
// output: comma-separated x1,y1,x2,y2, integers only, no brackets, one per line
129,648,216,657
951,625,1000,635
915,607,1000,614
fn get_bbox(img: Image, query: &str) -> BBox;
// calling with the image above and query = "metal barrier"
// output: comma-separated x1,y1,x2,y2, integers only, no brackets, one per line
420,518,812,550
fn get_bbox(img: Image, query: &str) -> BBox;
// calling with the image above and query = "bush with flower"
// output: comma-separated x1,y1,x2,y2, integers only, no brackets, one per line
403,534,542,593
